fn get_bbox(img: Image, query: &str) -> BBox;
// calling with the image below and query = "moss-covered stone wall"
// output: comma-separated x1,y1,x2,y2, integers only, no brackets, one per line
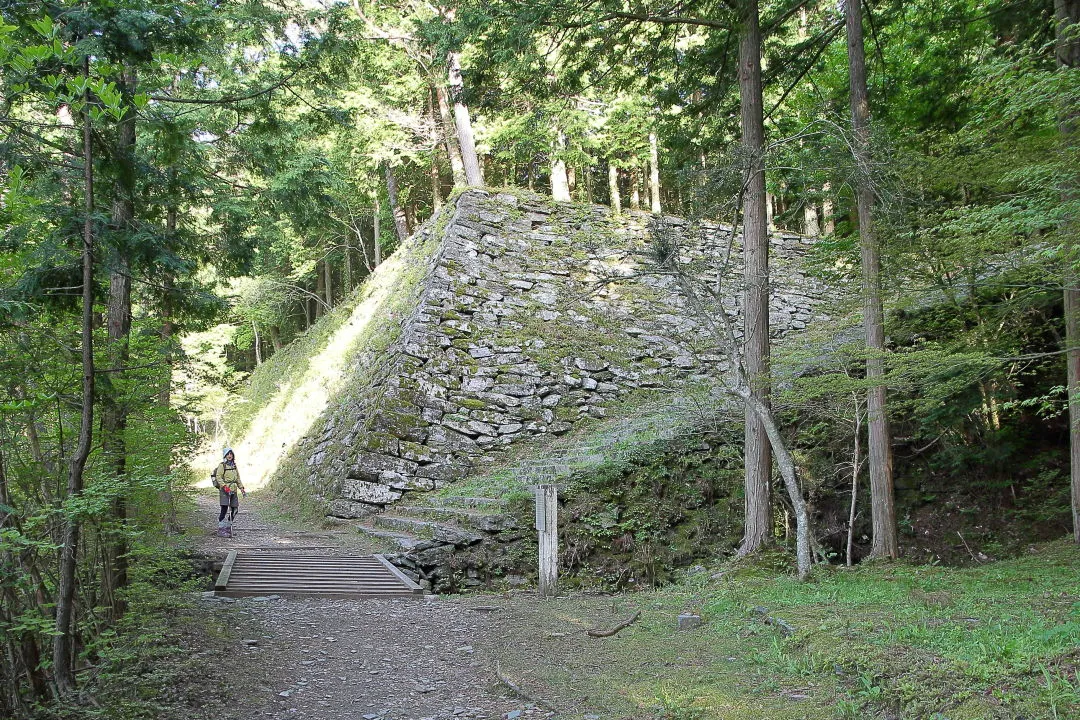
287,189,831,516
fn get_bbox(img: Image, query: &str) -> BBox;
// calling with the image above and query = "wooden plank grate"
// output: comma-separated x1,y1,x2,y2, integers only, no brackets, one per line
215,552,423,599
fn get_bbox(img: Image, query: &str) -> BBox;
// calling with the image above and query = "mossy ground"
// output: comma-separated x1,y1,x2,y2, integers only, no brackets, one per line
484,541,1080,719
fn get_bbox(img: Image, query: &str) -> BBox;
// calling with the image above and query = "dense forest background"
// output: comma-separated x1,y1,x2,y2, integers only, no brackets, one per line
1,0,1078,713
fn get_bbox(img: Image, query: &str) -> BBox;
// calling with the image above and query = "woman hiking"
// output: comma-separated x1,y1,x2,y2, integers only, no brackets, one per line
211,448,246,537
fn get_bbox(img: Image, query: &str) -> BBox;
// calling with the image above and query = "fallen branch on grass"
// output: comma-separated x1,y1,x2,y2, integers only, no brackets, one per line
586,610,641,638
753,606,795,637
492,658,555,710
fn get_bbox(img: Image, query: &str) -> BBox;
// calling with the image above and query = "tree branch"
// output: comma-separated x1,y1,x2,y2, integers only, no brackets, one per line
149,67,303,105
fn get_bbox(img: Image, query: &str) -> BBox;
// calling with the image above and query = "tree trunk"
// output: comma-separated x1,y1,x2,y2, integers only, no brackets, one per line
252,320,262,366
159,211,176,408
649,131,661,213
436,84,466,185
670,268,811,579
448,52,483,187
159,208,180,533
323,254,333,308
629,166,641,210
385,163,410,242
822,182,836,234
270,326,283,352
431,156,443,213
0,447,49,701
847,0,898,559
608,164,621,216
551,128,571,202
314,265,326,320
427,89,445,213
738,0,773,556
847,396,864,567
55,61,96,695
101,64,136,616
803,201,820,237
344,231,353,293
1058,0,1080,544
373,192,382,267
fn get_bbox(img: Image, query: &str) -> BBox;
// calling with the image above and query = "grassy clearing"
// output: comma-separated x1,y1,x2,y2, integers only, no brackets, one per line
483,541,1080,719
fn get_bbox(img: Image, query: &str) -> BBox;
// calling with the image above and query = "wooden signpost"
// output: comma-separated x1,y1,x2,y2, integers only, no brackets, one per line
535,484,558,597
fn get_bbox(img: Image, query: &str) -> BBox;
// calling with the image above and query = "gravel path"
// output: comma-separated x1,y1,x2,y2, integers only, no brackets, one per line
189,491,558,720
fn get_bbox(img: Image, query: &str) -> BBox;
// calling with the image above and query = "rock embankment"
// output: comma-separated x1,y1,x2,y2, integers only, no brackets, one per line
296,190,831,519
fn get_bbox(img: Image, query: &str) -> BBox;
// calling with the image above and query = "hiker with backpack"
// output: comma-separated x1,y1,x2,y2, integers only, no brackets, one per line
211,448,246,537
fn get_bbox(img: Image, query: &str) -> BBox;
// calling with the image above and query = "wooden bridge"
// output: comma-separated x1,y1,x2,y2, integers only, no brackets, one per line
214,550,424,599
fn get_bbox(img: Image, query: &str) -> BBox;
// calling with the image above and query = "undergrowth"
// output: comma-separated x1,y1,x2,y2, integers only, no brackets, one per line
33,546,255,720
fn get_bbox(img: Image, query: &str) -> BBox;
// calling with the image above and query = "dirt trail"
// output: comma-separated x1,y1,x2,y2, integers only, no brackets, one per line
190,491,558,720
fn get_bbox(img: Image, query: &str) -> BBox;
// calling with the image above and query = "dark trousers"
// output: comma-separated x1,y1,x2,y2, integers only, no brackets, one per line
218,505,237,521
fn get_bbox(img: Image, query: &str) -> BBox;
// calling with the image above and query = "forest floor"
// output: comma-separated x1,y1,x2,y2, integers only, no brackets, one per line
145,491,1080,720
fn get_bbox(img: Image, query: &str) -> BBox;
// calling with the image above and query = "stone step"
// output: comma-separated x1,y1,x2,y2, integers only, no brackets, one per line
354,524,423,552
424,495,509,510
393,505,520,533
371,515,484,547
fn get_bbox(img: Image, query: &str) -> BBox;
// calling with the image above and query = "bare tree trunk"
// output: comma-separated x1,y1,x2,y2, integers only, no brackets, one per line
822,182,835,234
1058,0,1080,544
159,210,176,408
436,85,466,185
803,201,820,237
314,266,326,320
385,163,410,242
629,166,641,210
766,191,776,231
664,251,811,579
0,446,48,701
252,320,262,366
101,64,136,616
649,131,661,213
431,156,443,213
738,0,773,556
427,89,445,212
608,164,621,216
373,192,382,267
55,61,96,695
344,232,353,292
448,52,483,187
847,0,897,559
323,255,333,308
551,128,571,201
847,395,864,567
159,207,180,533
17,386,54,495
270,326,283,352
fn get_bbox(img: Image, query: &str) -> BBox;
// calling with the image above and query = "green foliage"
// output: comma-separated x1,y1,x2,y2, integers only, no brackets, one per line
41,547,239,720
559,433,744,589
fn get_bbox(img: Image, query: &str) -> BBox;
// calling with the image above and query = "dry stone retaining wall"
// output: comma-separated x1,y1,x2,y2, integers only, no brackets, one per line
298,190,832,516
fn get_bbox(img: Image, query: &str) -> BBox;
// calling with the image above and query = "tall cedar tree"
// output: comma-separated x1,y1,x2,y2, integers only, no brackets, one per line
846,0,898,558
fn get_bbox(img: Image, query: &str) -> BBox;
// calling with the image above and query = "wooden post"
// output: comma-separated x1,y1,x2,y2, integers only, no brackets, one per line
535,484,558,597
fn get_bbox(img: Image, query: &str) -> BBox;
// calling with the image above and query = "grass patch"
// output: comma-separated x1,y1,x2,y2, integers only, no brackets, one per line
487,540,1080,719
